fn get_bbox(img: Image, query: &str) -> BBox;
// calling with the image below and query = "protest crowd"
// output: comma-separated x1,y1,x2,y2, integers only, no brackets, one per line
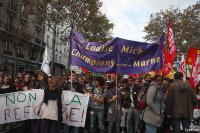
0,69,199,133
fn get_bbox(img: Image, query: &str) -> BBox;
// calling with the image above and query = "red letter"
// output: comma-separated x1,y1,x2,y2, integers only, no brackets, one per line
4,109,11,121
14,107,21,120
69,108,80,122
24,106,31,118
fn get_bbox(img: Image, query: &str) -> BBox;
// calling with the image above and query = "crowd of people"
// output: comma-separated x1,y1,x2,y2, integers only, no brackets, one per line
0,70,200,133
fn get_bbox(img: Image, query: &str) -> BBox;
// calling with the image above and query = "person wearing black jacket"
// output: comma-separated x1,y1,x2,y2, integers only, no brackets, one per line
120,78,133,133
37,76,65,133
63,71,83,94
31,70,49,133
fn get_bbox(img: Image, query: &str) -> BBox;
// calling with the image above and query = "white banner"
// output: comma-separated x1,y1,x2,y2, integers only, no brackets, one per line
62,91,89,127
0,89,89,127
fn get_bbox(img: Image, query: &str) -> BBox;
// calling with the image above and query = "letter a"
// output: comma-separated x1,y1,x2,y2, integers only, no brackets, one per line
70,95,81,105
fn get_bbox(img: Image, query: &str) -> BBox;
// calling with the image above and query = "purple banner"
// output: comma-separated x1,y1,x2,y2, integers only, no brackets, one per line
70,31,164,74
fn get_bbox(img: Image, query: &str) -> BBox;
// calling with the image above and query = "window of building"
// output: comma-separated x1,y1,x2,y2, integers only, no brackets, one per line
4,41,10,51
35,29,41,43
17,45,23,55
55,54,57,62
21,3,25,15
51,38,54,48
47,35,49,47
64,48,66,56
37,16,43,27
35,30,39,38
47,22,50,31
8,15,14,31
10,0,17,11
59,56,61,63
31,49,36,60
21,2,28,19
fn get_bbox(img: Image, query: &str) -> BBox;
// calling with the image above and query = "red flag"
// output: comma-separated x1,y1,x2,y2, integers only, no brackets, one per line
81,67,89,74
162,47,173,75
186,47,200,65
162,18,177,76
190,55,200,89
166,18,177,64
180,54,186,81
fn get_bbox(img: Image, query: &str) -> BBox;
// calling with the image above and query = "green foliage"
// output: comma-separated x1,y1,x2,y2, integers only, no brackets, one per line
144,1,200,53
45,0,113,43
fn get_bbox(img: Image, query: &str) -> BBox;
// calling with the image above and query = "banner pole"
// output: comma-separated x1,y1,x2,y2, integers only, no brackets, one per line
69,25,74,91
115,74,118,107
71,67,73,91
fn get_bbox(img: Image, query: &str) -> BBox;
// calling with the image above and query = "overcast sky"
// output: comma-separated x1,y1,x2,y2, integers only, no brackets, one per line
100,0,198,42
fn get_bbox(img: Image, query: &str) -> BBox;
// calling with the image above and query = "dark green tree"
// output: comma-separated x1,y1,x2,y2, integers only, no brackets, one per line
144,1,200,53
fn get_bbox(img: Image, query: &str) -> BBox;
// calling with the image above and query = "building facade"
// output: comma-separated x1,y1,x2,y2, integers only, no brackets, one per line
43,21,70,75
0,0,47,75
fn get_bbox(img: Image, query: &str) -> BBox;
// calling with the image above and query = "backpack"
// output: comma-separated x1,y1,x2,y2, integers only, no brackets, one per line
137,88,148,110
137,84,158,110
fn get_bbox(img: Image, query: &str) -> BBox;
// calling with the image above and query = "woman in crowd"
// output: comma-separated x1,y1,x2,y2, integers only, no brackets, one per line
30,70,49,133
14,76,23,91
37,70,48,90
22,73,33,91
0,75,15,94
143,75,165,133
37,76,65,133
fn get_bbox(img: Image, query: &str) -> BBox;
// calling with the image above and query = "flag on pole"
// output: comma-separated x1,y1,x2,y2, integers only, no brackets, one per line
167,68,176,79
81,67,89,74
186,47,200,65
162,47,173,75
166,18,177,64
41,45,51,76
162,18,177,76
190,55,200,89
180,54,186,81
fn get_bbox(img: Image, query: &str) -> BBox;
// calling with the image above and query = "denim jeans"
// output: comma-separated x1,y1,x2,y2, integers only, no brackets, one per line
145,123,157,133
134,109,142,133
171,118,190,133
42,119,60,133
107,120,121,133
90,109,104,132
120,107,134,133
63,124,79,133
